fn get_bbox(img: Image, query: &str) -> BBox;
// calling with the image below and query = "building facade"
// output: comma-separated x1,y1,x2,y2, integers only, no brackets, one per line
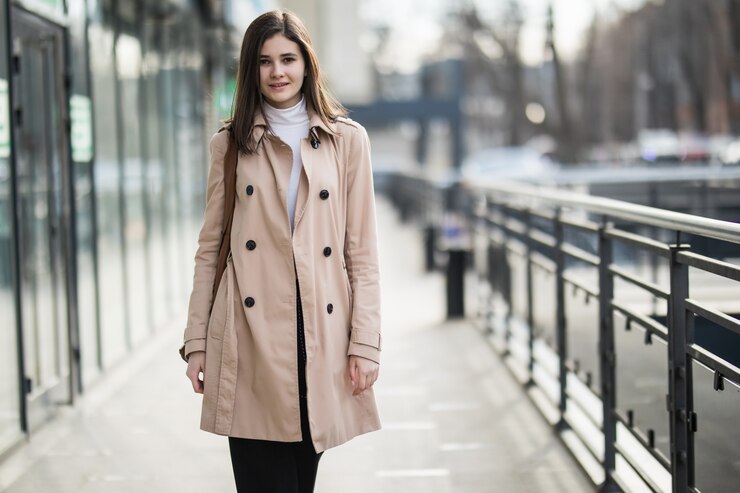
0,0,271,459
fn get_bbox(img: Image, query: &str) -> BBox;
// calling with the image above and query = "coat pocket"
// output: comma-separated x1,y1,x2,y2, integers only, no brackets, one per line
342,259,353,312
207,255,234,341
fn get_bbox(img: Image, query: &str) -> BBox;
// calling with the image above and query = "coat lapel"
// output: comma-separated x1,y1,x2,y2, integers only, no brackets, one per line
252,108,339,233
293,109,336,231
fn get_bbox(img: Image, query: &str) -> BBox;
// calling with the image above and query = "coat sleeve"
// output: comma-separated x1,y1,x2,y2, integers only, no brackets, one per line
344,125,382,364
181,131,227,361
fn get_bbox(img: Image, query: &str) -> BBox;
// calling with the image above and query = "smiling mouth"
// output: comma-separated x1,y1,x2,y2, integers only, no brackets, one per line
270,82,289,88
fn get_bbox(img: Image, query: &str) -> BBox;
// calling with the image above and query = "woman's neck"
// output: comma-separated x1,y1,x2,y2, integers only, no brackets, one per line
263,97,308,127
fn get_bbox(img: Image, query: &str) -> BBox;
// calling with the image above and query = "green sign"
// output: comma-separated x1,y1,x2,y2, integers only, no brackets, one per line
70,95,93,162
23,0,65,16
0,79,9,159
214,78,236,121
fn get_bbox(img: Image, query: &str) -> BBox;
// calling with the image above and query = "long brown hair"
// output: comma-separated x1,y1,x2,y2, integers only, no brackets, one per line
226,10,347,155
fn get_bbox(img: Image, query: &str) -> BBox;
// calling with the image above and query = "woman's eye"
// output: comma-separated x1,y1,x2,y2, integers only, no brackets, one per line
283,57,295,63
260,59,270,65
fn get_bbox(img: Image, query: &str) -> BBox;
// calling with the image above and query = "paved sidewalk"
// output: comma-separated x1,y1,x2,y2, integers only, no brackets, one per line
0,199,593,492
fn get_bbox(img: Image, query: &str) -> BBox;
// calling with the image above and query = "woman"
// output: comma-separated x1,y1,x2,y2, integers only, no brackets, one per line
181,9,382,493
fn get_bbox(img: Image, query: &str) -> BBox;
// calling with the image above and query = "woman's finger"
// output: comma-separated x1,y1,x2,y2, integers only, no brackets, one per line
358,370,368,393
348,358,356,387
191,368,204,393
186,354,206,394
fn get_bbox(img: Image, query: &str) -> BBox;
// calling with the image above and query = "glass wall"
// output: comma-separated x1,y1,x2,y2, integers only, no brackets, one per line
116,2,149,347
88,0,127,367
140,13,169,329
68,0,100,388
87,0,209,368
0,0,225,458
171,15,207,303
0,0,21,455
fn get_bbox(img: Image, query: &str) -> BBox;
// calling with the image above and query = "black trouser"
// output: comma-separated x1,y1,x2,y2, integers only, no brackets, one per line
229,280,323,493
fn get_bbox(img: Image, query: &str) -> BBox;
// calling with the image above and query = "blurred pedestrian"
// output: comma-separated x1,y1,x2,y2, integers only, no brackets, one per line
181,9,382,493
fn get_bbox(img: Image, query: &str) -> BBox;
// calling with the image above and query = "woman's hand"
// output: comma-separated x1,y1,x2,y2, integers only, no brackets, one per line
347,355,379,396
186,351,206,394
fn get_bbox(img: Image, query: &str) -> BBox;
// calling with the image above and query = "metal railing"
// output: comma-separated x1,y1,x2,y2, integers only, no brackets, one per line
388,172,740,493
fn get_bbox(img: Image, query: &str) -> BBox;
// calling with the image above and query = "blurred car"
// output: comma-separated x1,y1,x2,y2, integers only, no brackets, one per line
677,132,710,162
639,129,713,163
719,138,740,166
460,146,557,182
638,129,680,162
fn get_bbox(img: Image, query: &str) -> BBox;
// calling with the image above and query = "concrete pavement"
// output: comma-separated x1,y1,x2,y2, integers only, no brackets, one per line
0,198,593,492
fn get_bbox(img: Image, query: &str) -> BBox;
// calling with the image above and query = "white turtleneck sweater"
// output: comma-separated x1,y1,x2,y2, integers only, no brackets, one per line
263,97,310,234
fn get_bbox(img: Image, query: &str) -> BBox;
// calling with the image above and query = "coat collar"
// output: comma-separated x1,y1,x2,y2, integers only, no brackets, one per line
250,103,337,147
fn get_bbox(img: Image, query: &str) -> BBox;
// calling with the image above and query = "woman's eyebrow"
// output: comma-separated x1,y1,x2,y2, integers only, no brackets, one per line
260,52,298,58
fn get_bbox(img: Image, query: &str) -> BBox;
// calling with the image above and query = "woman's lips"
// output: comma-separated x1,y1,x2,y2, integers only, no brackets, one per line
270,82,289,89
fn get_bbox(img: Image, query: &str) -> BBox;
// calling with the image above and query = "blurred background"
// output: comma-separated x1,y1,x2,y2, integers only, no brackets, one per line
0,0,739,491
356,0,740,168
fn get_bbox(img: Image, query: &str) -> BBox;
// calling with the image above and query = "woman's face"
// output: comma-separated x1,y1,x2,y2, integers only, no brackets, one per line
259,34,306,109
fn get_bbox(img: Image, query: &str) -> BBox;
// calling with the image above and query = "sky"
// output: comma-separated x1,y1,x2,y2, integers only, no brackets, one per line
359,0,650,71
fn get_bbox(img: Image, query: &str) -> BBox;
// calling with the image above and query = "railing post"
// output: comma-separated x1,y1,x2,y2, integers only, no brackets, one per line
424,225,437,272
399,178,411,223
477,197,494,335
501,207,513,348
598,220,619,492
446,249,466,318
525,210,535,383
485,241,496,335
554,208,568,428
668,243,694,493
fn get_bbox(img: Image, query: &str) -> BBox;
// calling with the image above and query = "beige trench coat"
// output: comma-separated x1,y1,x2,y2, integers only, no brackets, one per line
181,110,382,452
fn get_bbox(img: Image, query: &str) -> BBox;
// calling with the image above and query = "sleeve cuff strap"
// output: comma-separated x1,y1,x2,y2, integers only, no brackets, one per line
350,329,382,350
347,342,380,364
184,325,207,341
182,339,206,362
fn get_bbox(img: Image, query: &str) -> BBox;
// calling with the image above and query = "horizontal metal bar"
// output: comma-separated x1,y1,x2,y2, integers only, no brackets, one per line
498,203,529,217
531,252,556,274
613,410,671,471
677,251,740,282
504,218,527,236
530,208,557,222
687,344,740,387
613,442,666,493
609,265,670,299
559,215,600,233
561,243,600,266
564,385,603,430
469,179,740,244
561,273,599,298
685,299,740,337
610,301,669,341
604,227,671,257
506,241,528,259
529,229,556,249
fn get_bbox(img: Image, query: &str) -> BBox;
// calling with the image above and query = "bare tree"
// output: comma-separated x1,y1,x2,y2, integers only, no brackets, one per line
546,3,579,162
459,3,528,146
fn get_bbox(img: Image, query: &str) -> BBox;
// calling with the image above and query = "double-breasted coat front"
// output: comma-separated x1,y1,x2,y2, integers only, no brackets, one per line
181,110,382,453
